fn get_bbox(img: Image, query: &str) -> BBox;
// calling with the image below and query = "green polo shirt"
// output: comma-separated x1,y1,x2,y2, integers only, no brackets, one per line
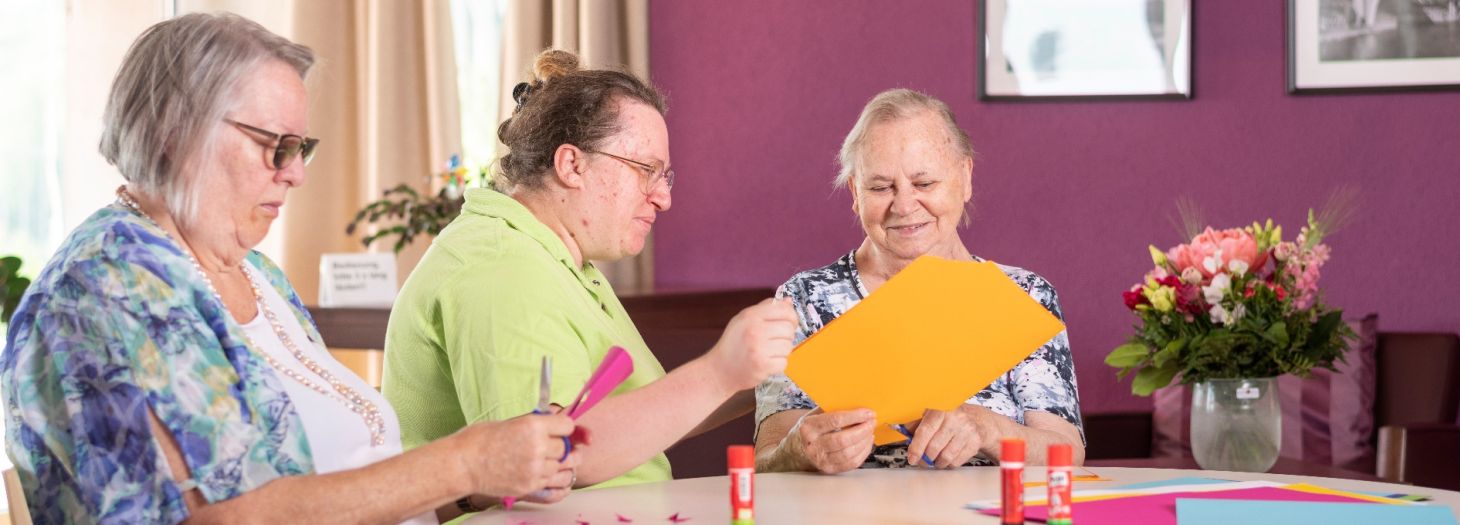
381,187,672,488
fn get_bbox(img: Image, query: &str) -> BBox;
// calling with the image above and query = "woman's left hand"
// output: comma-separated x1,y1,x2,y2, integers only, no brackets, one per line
906,404,994,468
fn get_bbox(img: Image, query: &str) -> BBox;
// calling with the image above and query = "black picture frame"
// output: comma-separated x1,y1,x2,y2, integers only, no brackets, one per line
978,0,1194,101
1287,0,1460,94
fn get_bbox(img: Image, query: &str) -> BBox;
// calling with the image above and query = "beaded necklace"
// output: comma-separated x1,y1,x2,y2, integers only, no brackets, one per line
117,186,385,446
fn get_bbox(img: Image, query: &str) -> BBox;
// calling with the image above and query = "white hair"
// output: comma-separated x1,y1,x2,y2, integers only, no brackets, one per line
834,88,976,189
99,12,314,227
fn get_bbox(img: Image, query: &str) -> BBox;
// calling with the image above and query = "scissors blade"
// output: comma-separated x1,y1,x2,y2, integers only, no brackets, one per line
537,356,552,412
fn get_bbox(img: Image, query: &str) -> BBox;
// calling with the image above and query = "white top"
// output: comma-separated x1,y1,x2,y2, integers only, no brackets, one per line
241,262,437,525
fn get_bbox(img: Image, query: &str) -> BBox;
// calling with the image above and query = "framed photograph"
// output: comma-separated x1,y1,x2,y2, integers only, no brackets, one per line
978,0,1193,101
1289,0,1460,93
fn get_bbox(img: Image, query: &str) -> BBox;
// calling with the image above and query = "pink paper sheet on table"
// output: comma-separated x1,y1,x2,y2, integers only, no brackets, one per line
976,486,1384,524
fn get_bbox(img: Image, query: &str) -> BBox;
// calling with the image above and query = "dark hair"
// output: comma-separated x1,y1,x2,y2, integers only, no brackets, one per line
495,49,666,191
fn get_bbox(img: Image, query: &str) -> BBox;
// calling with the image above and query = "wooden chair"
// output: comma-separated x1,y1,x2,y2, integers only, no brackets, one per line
1373,332,1460,491
3,467,32,525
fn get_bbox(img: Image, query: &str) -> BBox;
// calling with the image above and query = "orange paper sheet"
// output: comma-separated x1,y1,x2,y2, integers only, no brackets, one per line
1024,469,1111,487
784,255,1066,445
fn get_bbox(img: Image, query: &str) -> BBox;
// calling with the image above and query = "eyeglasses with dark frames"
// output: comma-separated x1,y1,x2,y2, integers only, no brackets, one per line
585,149,675,194
225,119,320,170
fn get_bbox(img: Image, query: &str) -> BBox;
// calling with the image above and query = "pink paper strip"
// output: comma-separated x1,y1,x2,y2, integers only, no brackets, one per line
566,346,634,419
977,486,1382,524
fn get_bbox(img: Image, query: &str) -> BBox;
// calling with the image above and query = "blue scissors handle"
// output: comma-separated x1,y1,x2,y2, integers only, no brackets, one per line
892,424,935,467
532,408,572,462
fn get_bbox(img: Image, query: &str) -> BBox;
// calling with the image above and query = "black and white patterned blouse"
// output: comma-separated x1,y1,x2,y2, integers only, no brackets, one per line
755,251,1083,468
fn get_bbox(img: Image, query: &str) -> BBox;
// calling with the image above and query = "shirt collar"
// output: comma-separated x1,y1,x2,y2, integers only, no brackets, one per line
463,187,607,288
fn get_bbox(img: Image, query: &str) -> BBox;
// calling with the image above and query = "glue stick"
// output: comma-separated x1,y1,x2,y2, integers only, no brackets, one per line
728,445,755,525
1047,443,1074,525
1001,438,1026,524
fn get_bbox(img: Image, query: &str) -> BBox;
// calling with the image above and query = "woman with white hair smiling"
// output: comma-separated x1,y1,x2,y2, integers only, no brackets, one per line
753,88,1086,474
1,12,577,524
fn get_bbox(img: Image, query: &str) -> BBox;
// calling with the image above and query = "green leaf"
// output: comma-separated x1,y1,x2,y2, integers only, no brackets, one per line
1153,338,1186,368
1263,322,1289,349
1104,342,1150,368
1307,311,1343,347
1132,363,1180,396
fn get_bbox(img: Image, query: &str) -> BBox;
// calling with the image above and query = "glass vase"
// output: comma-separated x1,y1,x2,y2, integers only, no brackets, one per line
1189,377,1281,472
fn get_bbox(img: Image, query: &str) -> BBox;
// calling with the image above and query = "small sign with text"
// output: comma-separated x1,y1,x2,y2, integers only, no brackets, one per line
319,253,397,307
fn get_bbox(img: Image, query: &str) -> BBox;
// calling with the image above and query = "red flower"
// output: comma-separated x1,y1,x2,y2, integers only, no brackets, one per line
1122,285,1148,310
1242,281,1288,301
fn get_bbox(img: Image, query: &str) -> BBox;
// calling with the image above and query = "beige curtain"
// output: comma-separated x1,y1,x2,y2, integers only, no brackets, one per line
280,0,462,305
501,0,655,295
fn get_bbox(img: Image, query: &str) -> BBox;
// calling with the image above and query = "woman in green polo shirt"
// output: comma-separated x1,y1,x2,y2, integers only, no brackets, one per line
381,50,798,496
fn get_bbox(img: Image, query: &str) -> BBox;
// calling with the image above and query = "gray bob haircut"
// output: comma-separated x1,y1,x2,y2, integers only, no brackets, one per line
100,12,314,225
834,88,976,189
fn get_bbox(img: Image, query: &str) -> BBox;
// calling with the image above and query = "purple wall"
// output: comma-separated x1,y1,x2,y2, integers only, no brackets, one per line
649,0,1460,414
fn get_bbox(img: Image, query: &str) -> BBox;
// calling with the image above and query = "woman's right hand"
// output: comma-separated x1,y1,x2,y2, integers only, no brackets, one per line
783,407,877,474
453,413,582,499
707,297,799,392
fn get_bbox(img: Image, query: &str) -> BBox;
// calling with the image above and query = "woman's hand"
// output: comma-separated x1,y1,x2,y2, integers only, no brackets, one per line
706,297,798,392
906,404,994,468
453,412,583,499
782,407,877,474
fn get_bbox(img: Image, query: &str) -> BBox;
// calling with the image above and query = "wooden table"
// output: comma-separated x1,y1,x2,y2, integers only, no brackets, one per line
465,466,1460,524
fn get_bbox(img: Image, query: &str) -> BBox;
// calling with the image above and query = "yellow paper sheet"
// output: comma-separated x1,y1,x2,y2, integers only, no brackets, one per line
1025,470,1112,487
784,255,1066,445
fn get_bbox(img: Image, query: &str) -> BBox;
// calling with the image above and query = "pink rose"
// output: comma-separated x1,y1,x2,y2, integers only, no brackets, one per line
1166,227,1268,278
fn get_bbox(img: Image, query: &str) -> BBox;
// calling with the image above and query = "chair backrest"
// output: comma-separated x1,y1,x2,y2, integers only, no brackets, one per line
625,289,773,479
3,467,33,525
1374,332,1460,428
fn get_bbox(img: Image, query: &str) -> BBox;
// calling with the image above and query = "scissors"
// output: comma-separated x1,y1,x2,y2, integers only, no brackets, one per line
534,356,573,462
503,357,573,510
891,423,936,467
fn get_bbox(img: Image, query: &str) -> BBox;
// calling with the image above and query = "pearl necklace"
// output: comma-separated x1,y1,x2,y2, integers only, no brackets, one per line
116,187,386,446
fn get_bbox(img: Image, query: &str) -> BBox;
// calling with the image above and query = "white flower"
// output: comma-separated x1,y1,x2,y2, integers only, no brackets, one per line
1208,293,1245,326
1202,273,1231,304
1227,259,1249,277
1202,249,1225,275
1209,303,1231,325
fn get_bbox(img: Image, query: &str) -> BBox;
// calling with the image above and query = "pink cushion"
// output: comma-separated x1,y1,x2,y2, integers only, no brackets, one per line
1151,314,1379,471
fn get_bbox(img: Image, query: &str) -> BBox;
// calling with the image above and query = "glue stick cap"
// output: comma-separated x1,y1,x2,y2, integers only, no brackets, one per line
1001,438,1025,463
1048,443,1072,466
728,445,754,469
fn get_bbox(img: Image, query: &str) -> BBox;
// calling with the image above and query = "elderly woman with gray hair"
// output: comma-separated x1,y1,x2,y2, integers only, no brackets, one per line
753,89,1085,474
1,13,578,524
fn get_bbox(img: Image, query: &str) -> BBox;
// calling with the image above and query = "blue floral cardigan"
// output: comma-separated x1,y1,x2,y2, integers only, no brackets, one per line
2,205,316,524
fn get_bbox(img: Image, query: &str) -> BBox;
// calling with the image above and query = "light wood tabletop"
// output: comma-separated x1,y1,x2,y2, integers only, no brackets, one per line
465,465,1460,524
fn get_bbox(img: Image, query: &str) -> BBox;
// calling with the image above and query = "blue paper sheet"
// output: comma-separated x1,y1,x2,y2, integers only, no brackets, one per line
1175,498,1459,525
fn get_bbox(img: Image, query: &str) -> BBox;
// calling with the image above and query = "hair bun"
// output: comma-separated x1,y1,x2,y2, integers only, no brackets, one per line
512,82,532,108
533,49,580,83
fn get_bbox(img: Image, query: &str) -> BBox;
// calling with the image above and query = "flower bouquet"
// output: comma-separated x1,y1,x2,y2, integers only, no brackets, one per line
1105,200,1356,471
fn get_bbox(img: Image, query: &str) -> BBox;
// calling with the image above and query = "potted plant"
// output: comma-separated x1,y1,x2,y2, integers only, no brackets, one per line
345,156,488,252
2,255,31,326
1104,198,1356,472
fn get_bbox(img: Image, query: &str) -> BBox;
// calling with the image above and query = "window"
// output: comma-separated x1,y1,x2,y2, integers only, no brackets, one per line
450,0,506,169
0,0,65,281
